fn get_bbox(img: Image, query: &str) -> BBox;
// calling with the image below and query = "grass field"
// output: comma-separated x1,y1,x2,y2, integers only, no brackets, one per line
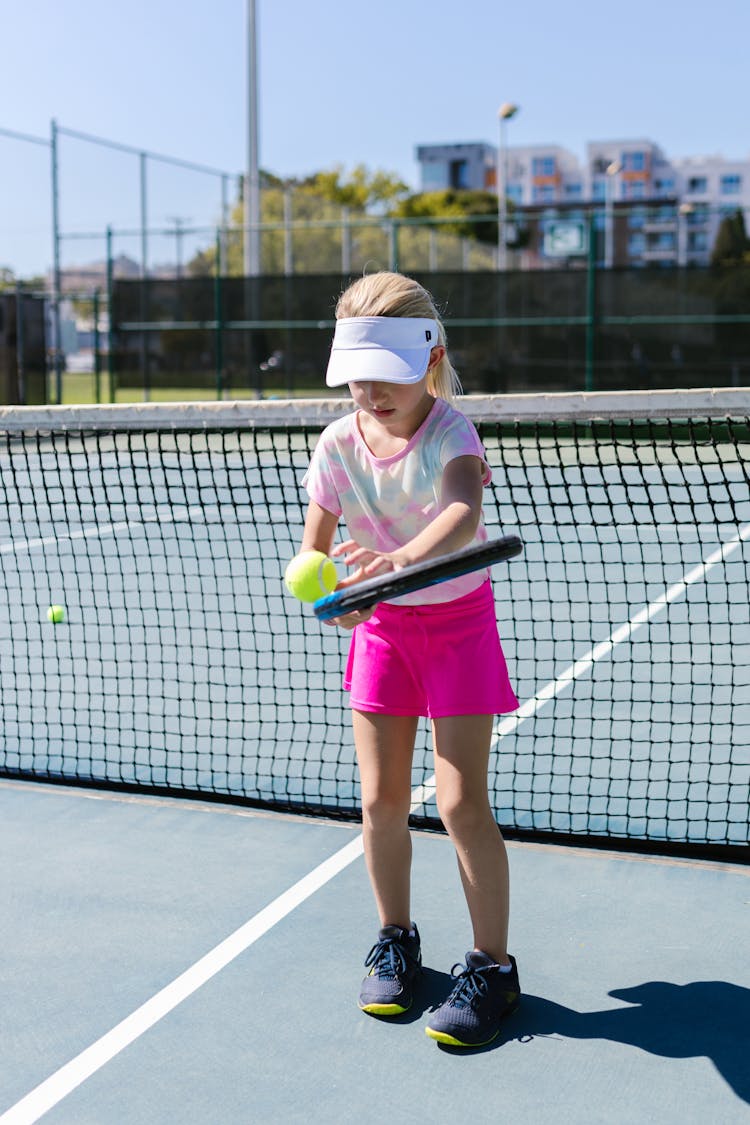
55,372,319,405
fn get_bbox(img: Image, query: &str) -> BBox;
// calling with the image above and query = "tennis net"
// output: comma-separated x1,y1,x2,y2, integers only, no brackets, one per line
0,390,748,860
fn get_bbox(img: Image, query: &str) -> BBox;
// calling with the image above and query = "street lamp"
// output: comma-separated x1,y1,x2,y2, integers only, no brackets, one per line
605,160,622,269
497,102,519,271
244,0,260,277
678,202,695,267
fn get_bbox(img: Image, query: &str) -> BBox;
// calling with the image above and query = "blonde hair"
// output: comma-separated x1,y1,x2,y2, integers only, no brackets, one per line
335,271,462,401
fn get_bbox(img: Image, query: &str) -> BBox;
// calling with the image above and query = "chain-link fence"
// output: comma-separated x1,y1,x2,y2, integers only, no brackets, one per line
108,266,750,399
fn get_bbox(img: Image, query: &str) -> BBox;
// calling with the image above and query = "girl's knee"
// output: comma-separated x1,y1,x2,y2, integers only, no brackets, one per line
437,791,493,838
361,789,411,830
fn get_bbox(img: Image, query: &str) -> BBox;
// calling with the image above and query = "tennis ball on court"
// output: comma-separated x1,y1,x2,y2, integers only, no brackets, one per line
47,604,65,624
284,551,337,602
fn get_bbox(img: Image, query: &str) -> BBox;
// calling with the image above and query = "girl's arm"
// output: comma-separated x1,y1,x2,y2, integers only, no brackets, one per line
300,499,340,556
334,455,484,577
300,500,375,629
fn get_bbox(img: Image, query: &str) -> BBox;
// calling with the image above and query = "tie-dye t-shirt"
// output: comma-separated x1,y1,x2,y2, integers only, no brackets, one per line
302,396,492,605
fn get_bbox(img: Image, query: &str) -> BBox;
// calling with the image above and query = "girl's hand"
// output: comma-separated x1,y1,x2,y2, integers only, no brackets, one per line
322,606,375,631
331,539,405,586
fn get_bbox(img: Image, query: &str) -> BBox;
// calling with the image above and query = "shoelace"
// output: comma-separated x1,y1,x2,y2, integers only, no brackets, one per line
364,936,411,980
444,962,491,1009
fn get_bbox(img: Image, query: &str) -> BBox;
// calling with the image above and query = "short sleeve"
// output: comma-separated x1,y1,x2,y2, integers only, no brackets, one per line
439,412,492,486
301,427,343,516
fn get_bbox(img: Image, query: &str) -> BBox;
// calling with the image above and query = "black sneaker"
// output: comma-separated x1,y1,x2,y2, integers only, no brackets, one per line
358,924,422,1016
425,951,520,1047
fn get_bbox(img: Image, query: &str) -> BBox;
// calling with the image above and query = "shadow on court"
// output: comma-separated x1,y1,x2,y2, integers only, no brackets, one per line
459,980,749,1105
364,966,455,1025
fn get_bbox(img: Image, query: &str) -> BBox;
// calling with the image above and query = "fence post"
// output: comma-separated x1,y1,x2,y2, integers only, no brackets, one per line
388,220,399,272
341,206,351,274
15,283,26,405
106,225,115,403
50,118,63,405
584,212,596,392
93,289,101,404
214,230,224,399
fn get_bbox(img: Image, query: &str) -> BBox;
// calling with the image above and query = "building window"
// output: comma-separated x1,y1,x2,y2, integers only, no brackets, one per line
649,231,676,249
687,231,708,252
628,232,646,255
532,156,556,177
687,206,709,226
507,184,523,203
592,180,606,201
449,159,470,189
422,162,447,189
654,178,674,195
623,181,646,200
628,208,646,229
532,184,557,203
565,183,582,198
687,176,708,193
622,151,646,172
720,174,742,194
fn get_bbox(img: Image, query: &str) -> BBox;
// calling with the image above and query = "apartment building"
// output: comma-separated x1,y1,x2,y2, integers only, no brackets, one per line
415,138,750,267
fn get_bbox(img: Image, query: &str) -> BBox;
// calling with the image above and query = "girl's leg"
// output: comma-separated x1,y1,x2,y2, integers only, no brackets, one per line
432,714,511,964
352,709,419,931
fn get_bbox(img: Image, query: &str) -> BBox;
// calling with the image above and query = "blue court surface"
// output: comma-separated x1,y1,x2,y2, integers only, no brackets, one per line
1,779,748,1125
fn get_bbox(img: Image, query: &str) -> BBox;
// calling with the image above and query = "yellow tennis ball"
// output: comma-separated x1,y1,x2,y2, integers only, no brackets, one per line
47,604,65,624
284,551,337,602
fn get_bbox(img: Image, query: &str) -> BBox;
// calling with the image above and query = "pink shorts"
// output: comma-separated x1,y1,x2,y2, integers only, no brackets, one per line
343,580,519,718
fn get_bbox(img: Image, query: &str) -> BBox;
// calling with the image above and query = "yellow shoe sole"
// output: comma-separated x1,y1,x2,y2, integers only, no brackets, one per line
359,1000,410,1016
424,1026,500,1048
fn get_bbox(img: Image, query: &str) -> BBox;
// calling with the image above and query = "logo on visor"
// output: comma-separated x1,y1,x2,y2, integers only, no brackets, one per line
425,330,432,341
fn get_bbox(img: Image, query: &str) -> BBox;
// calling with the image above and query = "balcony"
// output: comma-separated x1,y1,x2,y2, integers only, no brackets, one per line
642,245,678,262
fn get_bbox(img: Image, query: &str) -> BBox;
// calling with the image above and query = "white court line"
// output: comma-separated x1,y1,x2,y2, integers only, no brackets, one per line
411,524,750,812
0,507,204,557
2,525,748,1123
0,837,365,1125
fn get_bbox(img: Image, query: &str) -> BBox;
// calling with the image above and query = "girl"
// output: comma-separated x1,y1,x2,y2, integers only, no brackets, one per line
300,271,520,1048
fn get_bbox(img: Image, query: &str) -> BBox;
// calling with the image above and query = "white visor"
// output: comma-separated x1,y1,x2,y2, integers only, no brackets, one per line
325,316,440,387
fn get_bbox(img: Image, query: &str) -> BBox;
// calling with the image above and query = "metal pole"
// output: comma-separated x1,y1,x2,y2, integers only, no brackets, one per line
50,118,63,404
244,0,260,276
497,116,506,271
585,211,596,392
214,230,224,399
605,161,621,270
15,282,26,405
388,220,399,272
341,206,351,275
284,187,293,276
496,104,519,271
220,174,229,274
106,225,115,402
139,151,148,278
93,289,101,404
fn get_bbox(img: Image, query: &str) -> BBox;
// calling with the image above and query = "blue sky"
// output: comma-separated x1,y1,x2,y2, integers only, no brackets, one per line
1,0,747,276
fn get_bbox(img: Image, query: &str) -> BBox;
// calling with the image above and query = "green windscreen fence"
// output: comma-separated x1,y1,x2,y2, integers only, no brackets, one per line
110,267,750,398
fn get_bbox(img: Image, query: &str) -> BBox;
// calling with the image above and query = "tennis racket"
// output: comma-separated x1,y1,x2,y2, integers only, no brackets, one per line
313,535,523,620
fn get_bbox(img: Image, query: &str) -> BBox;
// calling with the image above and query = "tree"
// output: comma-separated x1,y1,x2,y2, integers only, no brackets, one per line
188,165,411,277
393,190,501,245
710,209,750,266
299,165,410,211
